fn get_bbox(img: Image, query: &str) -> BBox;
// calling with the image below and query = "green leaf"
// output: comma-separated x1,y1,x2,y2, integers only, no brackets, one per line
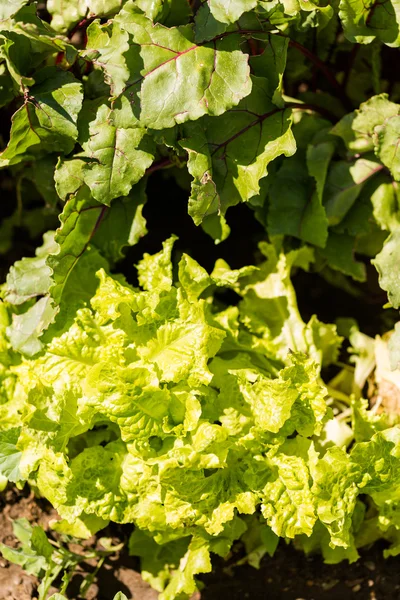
0,429,20,481
80,103,154,205
137,319,221,385
194,3,227,43
324,158,383,226
372,230,400,308
208,0,258,23
31,526,54,561
0,30,35,90
115,7,252,129
85,363,172,441
250,34,288,106
54,155,87,201
371,178,400,232
4,232,57,304
56,160,148,263
0,535,47,577
0,428,27,482
12,519,34,545
129,529,189,592
86,0,127,16
0,69,83,167
85,20,131,96
51,514,109,538
311,445,360,548
261,438,318,539
307,141,335,202
0,0,28,20
47,188,107,305
332,94,400,152
92,182,148,261
268,153,328,247
237,242,321,360
160,536,211,600
25,155,59,207
137,235,176,292
47,0,86,33
339,0,400,47
181,76,295,224
7,296,57,356
319,232,366,281
375,115,400,181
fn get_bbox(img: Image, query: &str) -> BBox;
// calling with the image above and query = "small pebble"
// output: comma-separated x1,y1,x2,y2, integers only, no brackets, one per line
368,580,374,587
322,579,339,591
365,561,376,571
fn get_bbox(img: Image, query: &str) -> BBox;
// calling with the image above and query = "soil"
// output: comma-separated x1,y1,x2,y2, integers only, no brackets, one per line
1,488,400,600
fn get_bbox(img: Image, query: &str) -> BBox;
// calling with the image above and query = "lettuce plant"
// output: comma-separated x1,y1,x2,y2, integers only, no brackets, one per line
1,1,400,599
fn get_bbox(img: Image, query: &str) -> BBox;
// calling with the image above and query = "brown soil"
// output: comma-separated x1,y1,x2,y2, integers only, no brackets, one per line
1,489,400,600
0,488,158,600
201,544,400,600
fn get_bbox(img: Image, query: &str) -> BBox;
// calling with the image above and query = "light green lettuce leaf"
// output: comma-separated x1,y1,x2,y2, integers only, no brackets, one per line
159,535,212,600
352,397,392,443
238,241,341,364
137,235,177,292
0,427,42,482
85,362,172,441
261,437,318,538
37,308,127,384
311,445,360,548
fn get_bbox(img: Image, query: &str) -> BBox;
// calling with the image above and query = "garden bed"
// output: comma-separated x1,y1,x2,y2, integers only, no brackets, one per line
1,487,399,600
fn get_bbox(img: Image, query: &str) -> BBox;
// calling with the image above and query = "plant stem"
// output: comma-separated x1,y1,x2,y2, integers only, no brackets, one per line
285,102,338,122
146,157,174,176
285,38,353,111
342,43,359,92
